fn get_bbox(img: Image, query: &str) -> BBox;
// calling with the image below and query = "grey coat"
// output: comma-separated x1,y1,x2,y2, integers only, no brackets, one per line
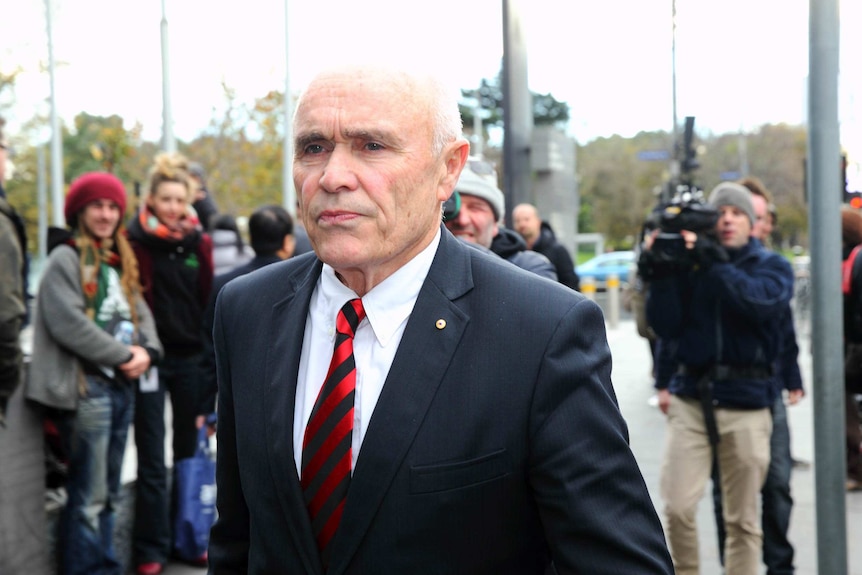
26,243,162,411
0,195,25,405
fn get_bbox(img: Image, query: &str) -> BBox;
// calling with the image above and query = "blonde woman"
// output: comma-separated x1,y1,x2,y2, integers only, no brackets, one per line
127,152,213,574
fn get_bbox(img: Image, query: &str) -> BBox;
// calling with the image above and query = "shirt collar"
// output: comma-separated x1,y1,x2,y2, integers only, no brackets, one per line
319,228,441,347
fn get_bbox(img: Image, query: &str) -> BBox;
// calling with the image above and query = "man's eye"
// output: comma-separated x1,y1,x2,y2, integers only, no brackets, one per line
304,144,325,154
365,142,384,151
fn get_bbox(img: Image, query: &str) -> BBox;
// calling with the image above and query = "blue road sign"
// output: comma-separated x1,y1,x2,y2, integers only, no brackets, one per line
637,150,670,161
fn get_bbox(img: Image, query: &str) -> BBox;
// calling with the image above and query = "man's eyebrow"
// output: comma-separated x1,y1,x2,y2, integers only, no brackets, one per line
343,128,404,147
295,131,327,150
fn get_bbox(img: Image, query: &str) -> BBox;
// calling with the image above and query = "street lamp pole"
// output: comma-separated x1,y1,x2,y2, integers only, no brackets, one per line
160,0,176,153
669,0,680,183
283,0,295,216
44,0,64,227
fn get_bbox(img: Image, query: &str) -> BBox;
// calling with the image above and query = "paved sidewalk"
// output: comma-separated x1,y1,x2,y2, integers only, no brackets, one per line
607,317,862,575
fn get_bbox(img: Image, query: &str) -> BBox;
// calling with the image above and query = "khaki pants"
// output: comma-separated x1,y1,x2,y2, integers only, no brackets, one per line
661,395,772,575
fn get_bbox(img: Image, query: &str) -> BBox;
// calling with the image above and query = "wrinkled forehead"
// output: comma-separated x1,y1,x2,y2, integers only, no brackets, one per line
295,67,433,138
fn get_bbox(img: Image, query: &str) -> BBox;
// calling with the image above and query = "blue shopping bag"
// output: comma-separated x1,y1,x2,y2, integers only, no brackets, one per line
173,423,217,561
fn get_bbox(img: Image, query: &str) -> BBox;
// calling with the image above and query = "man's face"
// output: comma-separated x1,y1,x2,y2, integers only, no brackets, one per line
444,194,498,248
750,194,773,242
715,205,752,248
512,205,541,243
81,199,122,240
293,69,466,288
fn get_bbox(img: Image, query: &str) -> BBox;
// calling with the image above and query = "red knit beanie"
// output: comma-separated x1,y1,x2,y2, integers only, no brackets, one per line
64,172,127,224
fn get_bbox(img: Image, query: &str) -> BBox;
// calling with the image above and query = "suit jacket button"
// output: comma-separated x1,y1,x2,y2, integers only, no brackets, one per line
435,319,446,330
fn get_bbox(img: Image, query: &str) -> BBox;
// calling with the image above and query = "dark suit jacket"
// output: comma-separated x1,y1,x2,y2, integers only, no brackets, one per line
209,227,672,574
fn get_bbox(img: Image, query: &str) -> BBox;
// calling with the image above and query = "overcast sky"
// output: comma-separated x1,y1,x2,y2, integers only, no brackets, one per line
2,0,859,182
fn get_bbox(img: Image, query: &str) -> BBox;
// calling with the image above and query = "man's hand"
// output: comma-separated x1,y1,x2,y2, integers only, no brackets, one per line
118,345,152,380
787,389,805,405
658,389,672,414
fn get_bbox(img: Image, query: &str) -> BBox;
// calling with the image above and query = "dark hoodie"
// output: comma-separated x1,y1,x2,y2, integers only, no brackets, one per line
531,222,580,290
490,227,557,281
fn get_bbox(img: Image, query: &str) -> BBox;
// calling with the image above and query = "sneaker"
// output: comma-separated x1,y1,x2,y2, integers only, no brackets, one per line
136,562,164,575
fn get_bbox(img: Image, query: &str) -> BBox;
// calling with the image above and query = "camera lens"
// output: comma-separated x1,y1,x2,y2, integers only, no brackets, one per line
442,191,461,221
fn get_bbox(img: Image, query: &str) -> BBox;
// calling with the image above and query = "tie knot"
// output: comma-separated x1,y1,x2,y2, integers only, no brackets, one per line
336,298,365,337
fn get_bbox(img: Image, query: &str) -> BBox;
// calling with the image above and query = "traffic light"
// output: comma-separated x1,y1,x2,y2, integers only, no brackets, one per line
849,192,862,209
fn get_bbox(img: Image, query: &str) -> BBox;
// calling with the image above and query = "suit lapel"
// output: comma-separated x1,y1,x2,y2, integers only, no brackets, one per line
327,230,474,574
263,259,323,575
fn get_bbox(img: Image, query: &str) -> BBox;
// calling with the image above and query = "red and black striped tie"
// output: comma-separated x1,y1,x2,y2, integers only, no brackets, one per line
301,298,365,565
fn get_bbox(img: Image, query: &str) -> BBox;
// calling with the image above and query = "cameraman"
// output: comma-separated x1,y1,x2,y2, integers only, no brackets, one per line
644,182,795,575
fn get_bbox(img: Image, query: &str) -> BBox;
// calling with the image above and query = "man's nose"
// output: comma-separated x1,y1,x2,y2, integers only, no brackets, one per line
319,146,359,193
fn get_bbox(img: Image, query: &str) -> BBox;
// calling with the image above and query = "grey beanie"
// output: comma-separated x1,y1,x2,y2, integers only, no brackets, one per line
454,167,505,221
708,182,756,225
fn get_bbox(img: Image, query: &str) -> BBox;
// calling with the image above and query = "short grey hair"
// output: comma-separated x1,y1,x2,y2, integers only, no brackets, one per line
295,64,464,158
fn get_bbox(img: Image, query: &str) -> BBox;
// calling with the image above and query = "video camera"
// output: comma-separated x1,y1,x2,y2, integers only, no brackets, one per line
639,117,726,279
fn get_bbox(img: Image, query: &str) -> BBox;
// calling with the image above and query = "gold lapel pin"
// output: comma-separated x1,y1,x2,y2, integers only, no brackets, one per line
435,319,447,330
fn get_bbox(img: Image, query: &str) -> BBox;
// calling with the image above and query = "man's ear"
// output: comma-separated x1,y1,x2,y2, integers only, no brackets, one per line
438,139,470,202
279,235,296,260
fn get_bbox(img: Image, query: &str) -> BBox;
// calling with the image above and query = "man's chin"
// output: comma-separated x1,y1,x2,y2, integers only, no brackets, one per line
452,232,476,244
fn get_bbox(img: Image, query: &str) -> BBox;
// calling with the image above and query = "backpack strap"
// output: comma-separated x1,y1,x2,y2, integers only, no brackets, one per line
843,245,862,295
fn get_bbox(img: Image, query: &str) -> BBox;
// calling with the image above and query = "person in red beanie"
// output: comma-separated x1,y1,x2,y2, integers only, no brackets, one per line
26,171,163,575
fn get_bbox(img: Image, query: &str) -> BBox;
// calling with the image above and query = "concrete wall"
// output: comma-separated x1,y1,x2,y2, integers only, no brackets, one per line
0,373,51,575
530,126,579,256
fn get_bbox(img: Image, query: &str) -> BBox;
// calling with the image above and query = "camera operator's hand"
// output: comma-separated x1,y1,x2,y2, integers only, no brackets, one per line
680,230,697,249
638,229,696,281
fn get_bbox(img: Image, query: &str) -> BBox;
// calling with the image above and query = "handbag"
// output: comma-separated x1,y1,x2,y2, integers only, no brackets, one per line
173,423,217,561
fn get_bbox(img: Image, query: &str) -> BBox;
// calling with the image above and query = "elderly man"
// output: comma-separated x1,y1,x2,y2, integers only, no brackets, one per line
444,164,556,280
645,182,795,575
208,63,672,574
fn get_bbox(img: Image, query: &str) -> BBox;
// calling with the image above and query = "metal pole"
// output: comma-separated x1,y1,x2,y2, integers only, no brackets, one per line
44,0,64,227
473,89,484,160
37,145,47,262
282,0,295,216
606,274,620,329
671,0,678,146
808,0,846,572
501,0,532,227
160,0,176,153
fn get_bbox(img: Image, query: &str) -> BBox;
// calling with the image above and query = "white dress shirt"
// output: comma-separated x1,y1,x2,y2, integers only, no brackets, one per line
293,230,441,476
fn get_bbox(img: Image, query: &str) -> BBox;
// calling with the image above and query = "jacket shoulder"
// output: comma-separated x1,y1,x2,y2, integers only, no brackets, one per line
219,252,318,306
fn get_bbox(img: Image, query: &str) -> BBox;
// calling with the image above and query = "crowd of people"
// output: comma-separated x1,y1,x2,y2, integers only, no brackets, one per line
0,117,306,574
1,93,596,574
2,61,857,575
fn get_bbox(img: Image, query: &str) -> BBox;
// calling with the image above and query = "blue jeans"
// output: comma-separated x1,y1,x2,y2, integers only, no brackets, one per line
59,374,134,575
713,396,795,574
133,352,204,565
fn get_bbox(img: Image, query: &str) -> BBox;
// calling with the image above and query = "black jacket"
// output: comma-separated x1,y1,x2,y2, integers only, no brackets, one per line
532,222,580,291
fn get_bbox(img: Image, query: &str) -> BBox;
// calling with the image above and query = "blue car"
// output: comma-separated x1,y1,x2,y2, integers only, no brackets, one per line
577,251,635,289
